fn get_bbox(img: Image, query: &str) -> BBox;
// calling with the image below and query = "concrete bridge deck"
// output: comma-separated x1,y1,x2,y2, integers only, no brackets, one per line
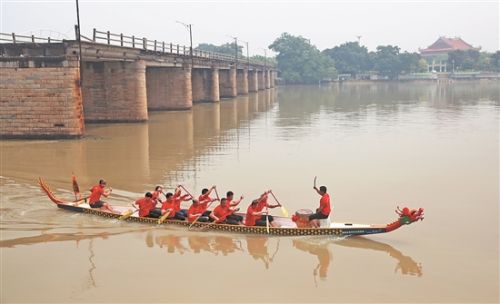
0,31,277,138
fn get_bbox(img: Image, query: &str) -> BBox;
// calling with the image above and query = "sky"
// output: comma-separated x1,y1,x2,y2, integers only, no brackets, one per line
1,0,498,56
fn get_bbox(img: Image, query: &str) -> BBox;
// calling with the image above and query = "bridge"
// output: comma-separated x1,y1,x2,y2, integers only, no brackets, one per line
0,29,277,138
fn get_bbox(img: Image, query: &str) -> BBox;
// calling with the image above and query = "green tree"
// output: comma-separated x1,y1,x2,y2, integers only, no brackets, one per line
322,41,371,76
250,55,277,65
491,51,500,72
197,42,243,57
269,33,337,84
418,58,429,72
372,45,401,79
448,49,480,71
476,52,491,71
399,52,421,74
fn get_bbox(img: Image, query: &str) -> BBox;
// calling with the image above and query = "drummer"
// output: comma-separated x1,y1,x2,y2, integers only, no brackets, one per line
309,185,331,228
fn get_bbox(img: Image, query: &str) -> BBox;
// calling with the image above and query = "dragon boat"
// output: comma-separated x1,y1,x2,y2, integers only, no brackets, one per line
38,178,424,237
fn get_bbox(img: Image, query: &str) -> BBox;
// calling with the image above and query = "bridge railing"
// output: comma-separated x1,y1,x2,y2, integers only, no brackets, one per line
91,29,270,66
0,32,63,44
0,30,272,67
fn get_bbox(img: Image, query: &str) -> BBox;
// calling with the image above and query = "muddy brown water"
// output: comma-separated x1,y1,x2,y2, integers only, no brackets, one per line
1,82,498,303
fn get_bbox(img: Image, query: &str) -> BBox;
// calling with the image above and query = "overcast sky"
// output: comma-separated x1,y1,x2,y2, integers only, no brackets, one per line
1,0,498,56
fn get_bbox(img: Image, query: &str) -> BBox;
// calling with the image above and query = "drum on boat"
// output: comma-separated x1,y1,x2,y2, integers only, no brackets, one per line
293,209,313,228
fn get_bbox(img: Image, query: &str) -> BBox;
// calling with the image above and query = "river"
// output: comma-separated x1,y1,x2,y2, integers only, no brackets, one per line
1,81,498,303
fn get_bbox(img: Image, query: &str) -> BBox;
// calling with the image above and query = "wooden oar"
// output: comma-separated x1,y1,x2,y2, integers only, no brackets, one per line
270,191,288,217
157,210,171,225
188,199,218,230
179,185,194,200
265,207,270,234
119,205,138,220
72,173,81,201
214,187,220,201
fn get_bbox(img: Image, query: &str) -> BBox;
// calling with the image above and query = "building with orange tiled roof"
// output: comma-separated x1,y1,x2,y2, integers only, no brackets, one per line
419,37,479,72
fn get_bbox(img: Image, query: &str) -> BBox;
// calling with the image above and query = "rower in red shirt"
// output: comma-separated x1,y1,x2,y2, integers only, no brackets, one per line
152,185,165,205
88,179,119,213
198,186,216,204
225,191,244,223
245,190,281,227
209,198,243,225
133,192,161,218
161,186,192,220
186,186,218,222
187,198,216,223
309,185,331,228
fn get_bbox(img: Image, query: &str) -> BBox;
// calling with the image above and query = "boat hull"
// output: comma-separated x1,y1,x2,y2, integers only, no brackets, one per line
57,203,387,237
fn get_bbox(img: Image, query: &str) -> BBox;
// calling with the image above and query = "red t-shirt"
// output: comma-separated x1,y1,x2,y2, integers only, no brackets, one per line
245,205,261,226
161,200,176,218
173,193,190,213
212,205,230,222
319,193,331,216
152,191,163,203
187,203,208,222
198,193,211,204
256,197,268,212
88,185,105,204
135,197,155,217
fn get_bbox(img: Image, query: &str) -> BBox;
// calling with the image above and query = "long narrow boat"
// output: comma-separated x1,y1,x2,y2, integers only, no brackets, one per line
38,178,424,237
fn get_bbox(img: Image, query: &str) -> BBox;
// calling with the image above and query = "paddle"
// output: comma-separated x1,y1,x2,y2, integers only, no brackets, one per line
179,185,194,200
119,204,138,221
188,189,219,230
188,199,219,229
265,206,270,234
157,210,171,225
270,191,288,217
214,187,220,202
71,174,89,206
72,173,81,201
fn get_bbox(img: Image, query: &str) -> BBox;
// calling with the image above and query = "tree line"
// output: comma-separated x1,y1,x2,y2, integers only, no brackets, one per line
197,33,499,84
271,33,499,84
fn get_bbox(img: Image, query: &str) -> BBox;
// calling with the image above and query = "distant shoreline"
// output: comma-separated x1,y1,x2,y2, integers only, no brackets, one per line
277,77,500,86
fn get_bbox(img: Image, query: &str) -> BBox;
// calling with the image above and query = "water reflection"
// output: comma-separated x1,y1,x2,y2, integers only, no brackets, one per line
276,81,499,128
0,229,137,248
3,82,494,193
0,89,276,193
293,239,332,283
151,231,422,280
0,228,422,283
246,236,280,269
335,237,423,277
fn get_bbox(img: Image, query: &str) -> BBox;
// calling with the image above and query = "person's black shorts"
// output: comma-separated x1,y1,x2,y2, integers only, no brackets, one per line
227,214,243,222
309,212,329,221
148,208,162,218
89,200,105,208
197,216,210,222
173,211,186,221
221,218,240,225
255,215,274,226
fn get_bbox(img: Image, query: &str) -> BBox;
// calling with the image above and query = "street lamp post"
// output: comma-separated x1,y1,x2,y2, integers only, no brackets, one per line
75,0,83,86
239,39,250,69
262,48,267,68
228,35,238,67
176,21,193,66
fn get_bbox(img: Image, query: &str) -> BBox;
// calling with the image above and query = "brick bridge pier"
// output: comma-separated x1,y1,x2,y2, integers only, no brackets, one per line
0,31,276,138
